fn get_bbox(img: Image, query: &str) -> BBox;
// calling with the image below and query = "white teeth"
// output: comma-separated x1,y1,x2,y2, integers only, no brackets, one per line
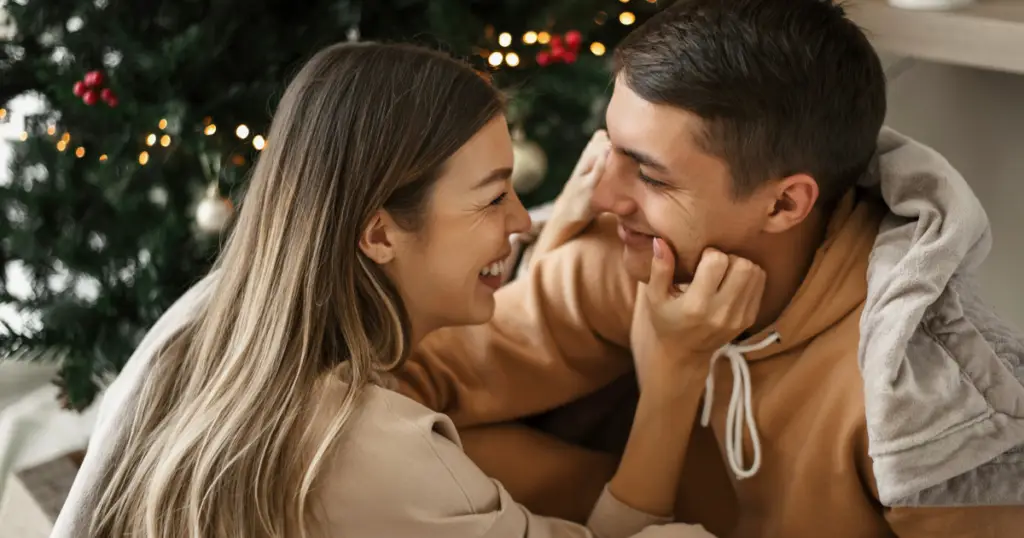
480,261,504,277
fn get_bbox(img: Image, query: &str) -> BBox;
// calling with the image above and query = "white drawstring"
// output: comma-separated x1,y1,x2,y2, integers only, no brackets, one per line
699,332,781,480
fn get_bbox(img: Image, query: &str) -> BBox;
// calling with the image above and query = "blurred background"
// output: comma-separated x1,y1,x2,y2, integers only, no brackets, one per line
1,0,1023,535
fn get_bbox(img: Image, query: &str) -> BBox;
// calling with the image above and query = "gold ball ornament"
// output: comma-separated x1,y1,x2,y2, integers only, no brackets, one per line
511,127,548,194
195,182,234,234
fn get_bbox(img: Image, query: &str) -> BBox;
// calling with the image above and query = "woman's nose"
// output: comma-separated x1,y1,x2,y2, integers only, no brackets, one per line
507,190,532,235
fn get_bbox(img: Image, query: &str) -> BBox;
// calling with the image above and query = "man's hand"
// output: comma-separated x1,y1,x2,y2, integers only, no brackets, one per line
531,130,611,257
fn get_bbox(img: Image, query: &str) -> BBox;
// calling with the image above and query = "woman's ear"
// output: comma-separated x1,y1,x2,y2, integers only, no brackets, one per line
358,211,395,264
762,173,819,234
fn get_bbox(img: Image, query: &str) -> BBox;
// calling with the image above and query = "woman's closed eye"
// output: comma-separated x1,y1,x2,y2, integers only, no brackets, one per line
488,191,508,206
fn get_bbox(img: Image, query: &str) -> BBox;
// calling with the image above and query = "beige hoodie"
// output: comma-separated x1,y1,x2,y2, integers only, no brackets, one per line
398,192,1024,537
50,273,716,538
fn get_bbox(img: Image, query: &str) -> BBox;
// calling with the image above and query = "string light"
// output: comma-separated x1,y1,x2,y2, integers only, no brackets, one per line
28,114,271,166
620,0,631,3
523,31,538,44
537,31,551,44
0,108,6,119
498,32,512,47
591,42,607,56
488,51,503,66
620,12,636,25
505,52,520,67
595,12,608,25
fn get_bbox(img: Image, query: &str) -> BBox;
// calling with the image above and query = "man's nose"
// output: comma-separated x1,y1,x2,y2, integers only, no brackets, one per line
591,157,635,216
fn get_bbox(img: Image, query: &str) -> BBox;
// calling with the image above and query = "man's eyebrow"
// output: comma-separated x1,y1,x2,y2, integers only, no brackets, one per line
619,147,670,174
473,167,513,189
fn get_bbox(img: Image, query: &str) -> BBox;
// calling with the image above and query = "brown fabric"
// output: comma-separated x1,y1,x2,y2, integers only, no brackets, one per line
398,195,1024,537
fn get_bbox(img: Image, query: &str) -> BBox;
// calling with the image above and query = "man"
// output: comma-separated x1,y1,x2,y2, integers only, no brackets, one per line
397,0,1024,536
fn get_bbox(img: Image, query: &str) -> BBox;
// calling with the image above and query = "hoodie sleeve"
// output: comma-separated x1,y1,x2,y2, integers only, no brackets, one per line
885,505,1024,537
395,216,637,427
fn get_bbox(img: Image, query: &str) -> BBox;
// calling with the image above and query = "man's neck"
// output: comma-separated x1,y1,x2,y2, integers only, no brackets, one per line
747,209,829,335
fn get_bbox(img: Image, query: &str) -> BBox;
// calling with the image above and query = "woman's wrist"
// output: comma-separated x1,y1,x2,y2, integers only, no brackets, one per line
639,348,710,401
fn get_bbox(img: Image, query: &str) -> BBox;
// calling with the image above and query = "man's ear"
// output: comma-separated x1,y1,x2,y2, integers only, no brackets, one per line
358,210,396,264
762,173,819,234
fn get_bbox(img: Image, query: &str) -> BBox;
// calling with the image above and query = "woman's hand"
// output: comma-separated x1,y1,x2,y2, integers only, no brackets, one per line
531,130,611,257
639,238,766,393
608,240,765,520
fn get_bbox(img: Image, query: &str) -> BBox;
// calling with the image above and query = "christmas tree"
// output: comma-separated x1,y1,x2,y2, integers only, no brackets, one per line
0,0,664,411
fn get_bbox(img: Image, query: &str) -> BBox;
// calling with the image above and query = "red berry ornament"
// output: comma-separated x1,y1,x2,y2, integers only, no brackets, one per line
83,70,104,88
564,30,582,49
72,81,86,97
101,88,118,107
536,30,583,67
82,90,99,106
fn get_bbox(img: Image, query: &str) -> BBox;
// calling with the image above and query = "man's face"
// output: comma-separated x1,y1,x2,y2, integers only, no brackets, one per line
593,76,772,284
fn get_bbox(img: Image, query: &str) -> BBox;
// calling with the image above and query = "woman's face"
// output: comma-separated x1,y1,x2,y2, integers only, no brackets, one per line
385,115,531,336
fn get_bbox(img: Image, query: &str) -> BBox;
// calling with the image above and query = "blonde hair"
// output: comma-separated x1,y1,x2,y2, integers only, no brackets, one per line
90,42,503,537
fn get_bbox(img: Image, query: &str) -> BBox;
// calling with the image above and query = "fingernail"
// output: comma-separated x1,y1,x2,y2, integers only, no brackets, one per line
653,237,663,259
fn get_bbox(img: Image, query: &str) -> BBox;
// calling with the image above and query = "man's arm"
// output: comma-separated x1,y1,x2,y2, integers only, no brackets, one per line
396,215,637,427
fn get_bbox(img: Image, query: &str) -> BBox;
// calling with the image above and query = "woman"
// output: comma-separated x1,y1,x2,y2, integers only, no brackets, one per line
53,43,759,538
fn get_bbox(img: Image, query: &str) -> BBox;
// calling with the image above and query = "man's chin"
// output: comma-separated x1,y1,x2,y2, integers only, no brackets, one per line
622,248,653,284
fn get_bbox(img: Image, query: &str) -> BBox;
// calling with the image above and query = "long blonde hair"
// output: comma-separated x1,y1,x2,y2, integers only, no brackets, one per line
90,42,503,537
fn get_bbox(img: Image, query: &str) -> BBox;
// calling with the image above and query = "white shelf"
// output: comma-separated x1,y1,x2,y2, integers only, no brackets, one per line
846,0,1024,75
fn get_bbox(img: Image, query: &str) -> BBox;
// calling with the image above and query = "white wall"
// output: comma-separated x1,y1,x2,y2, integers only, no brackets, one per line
883,57,1024,331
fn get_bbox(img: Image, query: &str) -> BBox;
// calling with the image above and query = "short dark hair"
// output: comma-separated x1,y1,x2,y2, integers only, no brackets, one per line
613,0,886,205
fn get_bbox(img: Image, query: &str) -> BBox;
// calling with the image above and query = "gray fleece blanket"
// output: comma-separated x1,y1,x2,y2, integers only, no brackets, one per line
858,127,1024,506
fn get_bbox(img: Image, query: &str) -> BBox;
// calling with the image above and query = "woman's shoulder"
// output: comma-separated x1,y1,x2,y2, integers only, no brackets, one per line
309,380,503,533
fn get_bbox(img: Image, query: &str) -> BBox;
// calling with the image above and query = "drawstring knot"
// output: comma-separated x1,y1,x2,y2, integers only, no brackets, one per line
699,332,781,480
